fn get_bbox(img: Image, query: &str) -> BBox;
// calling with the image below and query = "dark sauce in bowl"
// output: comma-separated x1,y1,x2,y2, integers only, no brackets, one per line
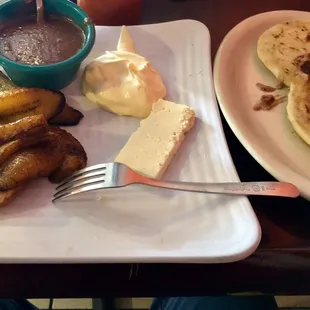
0,15,85,65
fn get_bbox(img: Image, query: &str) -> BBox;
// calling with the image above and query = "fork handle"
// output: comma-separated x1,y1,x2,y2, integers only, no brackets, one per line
139,181,299,198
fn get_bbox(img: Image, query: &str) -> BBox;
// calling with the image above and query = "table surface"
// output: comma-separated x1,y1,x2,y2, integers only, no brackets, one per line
2,0,310,298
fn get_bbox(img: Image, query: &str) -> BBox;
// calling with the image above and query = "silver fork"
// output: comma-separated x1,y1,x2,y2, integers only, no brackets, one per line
53,162,300,203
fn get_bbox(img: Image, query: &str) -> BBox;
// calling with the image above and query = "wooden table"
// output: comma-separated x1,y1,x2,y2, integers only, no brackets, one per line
2,0,310,298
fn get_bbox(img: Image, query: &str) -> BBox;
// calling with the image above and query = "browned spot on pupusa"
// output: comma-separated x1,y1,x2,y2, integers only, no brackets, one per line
272,29,283,39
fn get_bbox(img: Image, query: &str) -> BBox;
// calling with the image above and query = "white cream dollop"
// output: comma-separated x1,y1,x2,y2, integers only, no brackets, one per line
81,26,167,118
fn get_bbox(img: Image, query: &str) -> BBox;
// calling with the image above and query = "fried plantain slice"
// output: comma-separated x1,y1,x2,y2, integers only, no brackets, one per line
0,140,64,190
0,187,24,207
0,134,50,166
0,114,48,145
48,104,84,126
48,126,87,183
0,73,84,126
0,88,65,124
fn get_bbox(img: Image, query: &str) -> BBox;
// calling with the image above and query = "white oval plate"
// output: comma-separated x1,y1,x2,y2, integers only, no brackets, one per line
214,10,310,200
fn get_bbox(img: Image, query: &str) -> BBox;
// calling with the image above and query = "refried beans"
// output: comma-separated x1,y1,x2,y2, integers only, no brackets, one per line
0,15,85,65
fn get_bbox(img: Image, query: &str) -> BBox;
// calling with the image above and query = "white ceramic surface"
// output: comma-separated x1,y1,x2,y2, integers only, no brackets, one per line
214,10,310,200
0,20,260,263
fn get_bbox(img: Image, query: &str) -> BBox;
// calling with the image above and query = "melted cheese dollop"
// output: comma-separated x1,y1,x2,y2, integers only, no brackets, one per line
81,26,167,118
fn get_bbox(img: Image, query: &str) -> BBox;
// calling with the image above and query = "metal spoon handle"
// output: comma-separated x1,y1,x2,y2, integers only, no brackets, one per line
36,0,44,23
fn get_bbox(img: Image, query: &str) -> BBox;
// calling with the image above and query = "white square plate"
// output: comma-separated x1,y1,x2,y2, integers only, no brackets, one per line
0,20,260,263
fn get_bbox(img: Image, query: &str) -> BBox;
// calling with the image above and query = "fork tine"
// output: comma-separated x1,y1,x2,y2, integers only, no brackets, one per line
54,179,105,200
53,182,105,202
56,163,109,190
56,174,106,195
53,181,123,203
56,168,106,192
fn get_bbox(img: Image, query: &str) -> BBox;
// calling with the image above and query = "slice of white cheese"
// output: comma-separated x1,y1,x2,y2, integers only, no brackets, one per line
115,99,196,179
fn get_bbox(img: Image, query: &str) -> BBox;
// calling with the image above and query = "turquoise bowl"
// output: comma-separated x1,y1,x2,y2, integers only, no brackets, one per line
0,0,95,90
